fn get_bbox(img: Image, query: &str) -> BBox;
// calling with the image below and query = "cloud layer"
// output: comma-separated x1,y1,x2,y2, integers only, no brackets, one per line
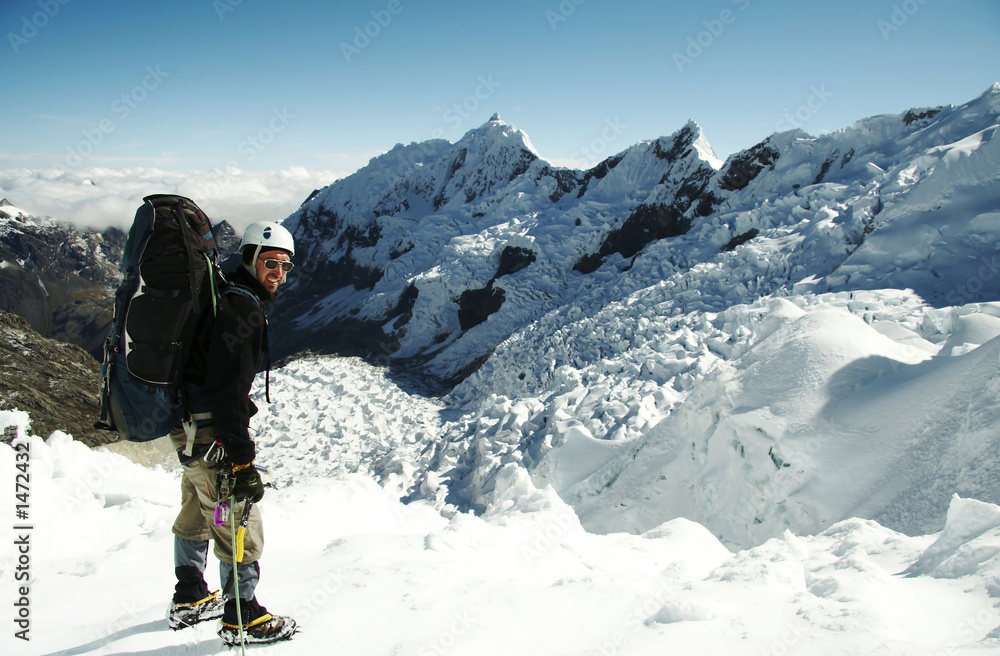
0,166,345,233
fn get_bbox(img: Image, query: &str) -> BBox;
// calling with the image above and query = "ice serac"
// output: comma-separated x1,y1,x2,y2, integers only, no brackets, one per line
341,85,1000,549
266,86,1000,549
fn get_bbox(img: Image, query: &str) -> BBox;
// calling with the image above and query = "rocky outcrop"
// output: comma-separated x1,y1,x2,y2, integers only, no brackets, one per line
717,140,779,192
0,310,109,447
0,210,123,358
457,245,538,330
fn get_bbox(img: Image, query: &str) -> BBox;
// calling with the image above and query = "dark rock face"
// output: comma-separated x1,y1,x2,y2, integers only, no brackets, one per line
212,220,241,257
653,124,696,161
813,157,835,185
576,154,625,198
388,283,419,330
541,167,583,203
718,141,779,192
617,203,693,258
0,214,124,359
496,246,536,277
0,310,110,447
457,245,538,330
458,284,506,330
903,108,943,125
574,202,693,274
574,178,718,274
723,228,760,252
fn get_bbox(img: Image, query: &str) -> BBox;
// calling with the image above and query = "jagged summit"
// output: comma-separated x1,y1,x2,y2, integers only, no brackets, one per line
273,84,1000,389
682,119,722,169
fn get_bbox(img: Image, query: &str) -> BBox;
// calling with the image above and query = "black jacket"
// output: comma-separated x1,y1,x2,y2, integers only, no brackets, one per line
184,265,273,465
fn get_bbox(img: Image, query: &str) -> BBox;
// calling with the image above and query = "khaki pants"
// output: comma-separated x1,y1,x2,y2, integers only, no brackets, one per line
170,425,264,565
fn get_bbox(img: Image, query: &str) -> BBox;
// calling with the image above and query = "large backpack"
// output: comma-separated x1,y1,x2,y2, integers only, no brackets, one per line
96,194,220,442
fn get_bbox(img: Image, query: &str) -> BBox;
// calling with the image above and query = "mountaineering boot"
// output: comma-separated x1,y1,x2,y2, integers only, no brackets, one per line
218,597,297,645
167,591,225,630
218,612,297,645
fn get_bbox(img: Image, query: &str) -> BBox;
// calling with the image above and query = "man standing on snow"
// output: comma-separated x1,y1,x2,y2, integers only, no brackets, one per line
165,221,297,646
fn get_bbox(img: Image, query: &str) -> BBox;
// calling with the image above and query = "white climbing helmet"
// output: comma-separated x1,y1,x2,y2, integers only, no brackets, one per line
239,222,295,273
239,221,295,256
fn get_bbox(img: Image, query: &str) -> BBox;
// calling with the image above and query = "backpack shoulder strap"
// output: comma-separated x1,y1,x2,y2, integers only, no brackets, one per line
220,280,273,403
223,281,264,307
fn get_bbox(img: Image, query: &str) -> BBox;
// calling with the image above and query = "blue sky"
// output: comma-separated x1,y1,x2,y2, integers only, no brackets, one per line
1,0,998,177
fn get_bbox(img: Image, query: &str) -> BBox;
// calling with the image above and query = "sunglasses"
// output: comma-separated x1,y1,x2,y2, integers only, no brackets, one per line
260,258,294,272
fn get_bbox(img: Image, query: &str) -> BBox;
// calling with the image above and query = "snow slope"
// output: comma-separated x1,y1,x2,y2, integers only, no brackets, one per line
4,383,1000,655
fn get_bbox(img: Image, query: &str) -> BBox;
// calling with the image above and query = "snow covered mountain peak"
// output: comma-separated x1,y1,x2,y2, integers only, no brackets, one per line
275,86,1000,386
275,115,729,374
453,112,536,152
971,80,1000,110
679,119,722,170
431,115,542,207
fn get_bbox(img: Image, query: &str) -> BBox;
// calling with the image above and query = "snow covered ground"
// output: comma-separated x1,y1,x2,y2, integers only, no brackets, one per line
3,337,1000,655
